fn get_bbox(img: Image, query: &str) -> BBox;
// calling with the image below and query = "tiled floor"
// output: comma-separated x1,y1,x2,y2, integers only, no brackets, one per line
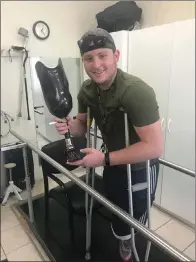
1,167,195,261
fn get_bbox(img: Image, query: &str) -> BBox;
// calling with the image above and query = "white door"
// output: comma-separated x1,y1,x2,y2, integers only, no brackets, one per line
127,23,174,205
161,19,195,224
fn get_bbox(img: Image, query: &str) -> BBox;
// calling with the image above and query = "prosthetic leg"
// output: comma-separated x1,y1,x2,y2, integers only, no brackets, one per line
35,58,84,162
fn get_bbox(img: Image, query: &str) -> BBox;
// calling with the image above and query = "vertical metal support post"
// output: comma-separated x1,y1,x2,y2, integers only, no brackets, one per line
124,113,140,262
22,145,34,223
145,160,152,261
85,107,92,260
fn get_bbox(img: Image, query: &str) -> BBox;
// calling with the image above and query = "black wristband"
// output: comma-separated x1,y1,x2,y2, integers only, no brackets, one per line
105,152,110,166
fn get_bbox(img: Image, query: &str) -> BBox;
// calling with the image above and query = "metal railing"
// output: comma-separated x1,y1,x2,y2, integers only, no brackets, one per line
90,130,195,178
158,159,195,178
9,128,193,261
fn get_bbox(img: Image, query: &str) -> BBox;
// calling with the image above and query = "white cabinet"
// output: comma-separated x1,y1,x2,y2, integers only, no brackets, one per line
160,19,195,224
163,19,195,171
128,23,173,134
111,30,129,72
127,23,174,205
119,19,195,224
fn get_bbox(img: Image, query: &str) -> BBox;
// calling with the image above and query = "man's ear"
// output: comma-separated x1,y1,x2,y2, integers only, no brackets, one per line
114,49,120,62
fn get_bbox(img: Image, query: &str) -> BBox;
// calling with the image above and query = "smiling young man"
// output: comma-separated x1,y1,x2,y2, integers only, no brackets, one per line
55,28,163,261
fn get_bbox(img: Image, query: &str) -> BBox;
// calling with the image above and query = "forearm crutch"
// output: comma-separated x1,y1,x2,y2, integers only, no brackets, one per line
125,112,152,261
124,113,140,262
85,108,97,260
144,160,152,261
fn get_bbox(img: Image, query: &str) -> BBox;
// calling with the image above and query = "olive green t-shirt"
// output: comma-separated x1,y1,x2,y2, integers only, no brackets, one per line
77,68,160,170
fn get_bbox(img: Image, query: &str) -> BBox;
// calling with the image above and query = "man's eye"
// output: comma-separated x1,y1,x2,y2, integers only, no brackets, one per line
99,54,106,59
86,57,93,62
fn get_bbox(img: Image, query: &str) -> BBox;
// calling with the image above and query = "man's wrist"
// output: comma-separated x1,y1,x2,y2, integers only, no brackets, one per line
104,152,110,166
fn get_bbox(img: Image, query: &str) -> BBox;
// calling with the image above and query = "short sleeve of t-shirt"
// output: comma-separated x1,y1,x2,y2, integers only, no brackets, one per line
77,90,87,113
77,80,89,114
121,80,160,127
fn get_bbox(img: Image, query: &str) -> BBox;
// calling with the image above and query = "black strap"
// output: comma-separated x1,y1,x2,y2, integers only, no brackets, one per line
96,86,108,153
104,152,110,166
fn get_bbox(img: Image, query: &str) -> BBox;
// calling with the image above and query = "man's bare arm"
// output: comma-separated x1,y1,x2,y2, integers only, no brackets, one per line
109,120,163,166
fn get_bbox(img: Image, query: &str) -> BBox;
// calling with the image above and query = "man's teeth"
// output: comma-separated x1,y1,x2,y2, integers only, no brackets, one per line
94,71,104,74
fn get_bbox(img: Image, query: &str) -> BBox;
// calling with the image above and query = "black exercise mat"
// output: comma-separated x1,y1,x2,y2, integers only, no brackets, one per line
17,195,176,262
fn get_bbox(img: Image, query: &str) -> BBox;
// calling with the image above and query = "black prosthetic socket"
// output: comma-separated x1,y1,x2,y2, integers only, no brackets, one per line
35,58,72,118
35,58,84,161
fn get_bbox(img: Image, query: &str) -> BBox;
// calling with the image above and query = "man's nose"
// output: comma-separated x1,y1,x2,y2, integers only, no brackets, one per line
92,58,101,68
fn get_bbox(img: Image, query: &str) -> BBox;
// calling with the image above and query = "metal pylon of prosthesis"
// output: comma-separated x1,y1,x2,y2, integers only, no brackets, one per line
84,109,152,261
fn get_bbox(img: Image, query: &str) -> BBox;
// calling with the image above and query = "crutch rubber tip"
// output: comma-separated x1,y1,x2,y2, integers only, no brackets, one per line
85,252,91,260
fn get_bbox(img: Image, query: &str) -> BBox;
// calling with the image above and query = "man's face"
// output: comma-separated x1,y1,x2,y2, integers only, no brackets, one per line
82,48,120,85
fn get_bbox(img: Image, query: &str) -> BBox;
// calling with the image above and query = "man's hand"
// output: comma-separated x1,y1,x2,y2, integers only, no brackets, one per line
55,117,71,135
67,148,105,167
54,113,88,137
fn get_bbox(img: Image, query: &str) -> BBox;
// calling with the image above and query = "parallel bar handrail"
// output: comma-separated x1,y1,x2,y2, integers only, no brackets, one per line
158,159,195,178
1,142,27,152
10,129,191,261
90,131,195,178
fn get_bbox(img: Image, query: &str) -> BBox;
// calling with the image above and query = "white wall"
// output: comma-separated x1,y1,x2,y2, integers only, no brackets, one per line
137,1,195,28
1,1,116,57
1,1,116,117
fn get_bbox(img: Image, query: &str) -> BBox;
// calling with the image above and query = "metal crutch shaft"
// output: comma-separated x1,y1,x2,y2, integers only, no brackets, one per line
124,113,140,262
89,123,97,220
85,107,92,260
86,122,97,260
145,160,152,261
22,146,34,223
